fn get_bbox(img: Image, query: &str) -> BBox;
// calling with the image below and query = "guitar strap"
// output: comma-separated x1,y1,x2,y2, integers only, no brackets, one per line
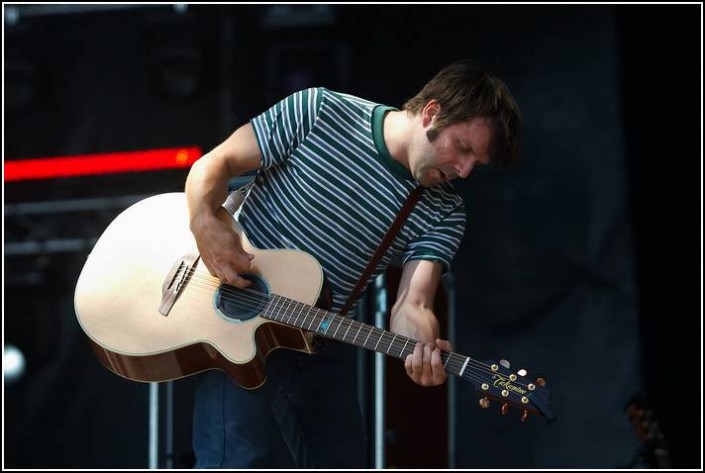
338,185,425,317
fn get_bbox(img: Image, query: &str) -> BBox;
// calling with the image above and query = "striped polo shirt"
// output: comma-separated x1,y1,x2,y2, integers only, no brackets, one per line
242,87,466,314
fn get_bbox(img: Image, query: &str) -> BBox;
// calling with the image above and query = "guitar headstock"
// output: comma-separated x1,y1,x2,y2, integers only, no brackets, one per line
467,358,556,425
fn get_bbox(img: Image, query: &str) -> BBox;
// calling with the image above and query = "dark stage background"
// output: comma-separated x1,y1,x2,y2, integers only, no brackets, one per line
3,4,701,469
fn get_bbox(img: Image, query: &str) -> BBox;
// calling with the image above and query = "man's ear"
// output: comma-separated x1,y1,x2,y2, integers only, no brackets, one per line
421,100,440,127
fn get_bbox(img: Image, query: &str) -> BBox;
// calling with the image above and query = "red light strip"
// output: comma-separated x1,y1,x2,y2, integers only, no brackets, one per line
4,147,202,182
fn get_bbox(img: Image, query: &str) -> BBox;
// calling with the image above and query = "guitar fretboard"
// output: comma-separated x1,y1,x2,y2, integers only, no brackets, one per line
261,294,473,379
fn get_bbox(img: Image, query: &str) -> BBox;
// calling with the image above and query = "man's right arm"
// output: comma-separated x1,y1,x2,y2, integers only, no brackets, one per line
185,123,262,288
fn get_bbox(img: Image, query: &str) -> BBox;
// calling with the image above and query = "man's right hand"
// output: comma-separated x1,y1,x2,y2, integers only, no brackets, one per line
184,123,262,289
191,206,254,289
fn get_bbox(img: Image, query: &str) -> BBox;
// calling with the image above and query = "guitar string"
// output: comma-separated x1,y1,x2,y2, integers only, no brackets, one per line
179,267,536,390
174,276,511,394
261,292,539,397
173,267,537,391
171,278,541,406
181,268,539,392
178,270,500,378
175,276,511,389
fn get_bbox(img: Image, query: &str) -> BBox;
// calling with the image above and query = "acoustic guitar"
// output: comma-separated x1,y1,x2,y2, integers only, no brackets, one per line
74,192,556,424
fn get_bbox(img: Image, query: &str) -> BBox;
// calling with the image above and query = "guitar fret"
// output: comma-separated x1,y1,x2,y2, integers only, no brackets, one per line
281,298,292,323
292,301,304,327
314,310,325,331
281,299,291,324
315,312,329,334
386,334,397,354
341,318,353,342
348,321,359,343
320,312,332,334
288,300,299,325
373,330,383,351
267,296,277,321
362,327,373,348
306,306,316,330
401,339,409,358
266,296,282,321
279,296,291,324
331,316,343,339
351,323,363,345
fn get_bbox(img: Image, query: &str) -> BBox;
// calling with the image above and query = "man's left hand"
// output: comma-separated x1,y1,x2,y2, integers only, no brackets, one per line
404,338,452,386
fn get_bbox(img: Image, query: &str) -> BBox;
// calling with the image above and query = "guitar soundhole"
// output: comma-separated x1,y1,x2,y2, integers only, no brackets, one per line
215,274,269,322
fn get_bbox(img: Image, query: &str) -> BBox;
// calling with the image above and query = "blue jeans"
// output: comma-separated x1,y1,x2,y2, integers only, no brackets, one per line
192,341,367,468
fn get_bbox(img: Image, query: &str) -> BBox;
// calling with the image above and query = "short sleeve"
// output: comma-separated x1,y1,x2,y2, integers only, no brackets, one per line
250,87,323,169
402,203,466,272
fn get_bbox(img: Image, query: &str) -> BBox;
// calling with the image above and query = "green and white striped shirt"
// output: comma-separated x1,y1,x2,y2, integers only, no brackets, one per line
242,87,466,314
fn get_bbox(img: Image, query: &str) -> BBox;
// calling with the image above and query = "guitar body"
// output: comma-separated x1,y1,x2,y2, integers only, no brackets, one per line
74,193,324,389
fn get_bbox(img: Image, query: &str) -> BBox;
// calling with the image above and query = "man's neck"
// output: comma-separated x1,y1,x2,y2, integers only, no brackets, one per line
383,110,414,171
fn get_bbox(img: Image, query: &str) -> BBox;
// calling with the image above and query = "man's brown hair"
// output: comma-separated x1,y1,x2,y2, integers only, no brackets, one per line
403,60,522,167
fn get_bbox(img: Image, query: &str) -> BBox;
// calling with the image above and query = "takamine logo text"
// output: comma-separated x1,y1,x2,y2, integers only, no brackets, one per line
492,374,528,395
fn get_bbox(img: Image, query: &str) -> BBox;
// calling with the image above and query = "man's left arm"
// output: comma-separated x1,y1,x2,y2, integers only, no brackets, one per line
390,259,452,387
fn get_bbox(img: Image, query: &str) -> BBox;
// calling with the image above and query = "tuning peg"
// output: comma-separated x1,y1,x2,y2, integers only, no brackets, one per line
521,410,529,422
535,377,546,387
479,397,491,409
500,359,511,369
517,368,527,377
500,402,510,415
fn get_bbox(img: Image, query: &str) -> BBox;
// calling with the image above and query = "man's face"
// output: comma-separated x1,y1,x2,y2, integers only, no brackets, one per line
409,110,493,187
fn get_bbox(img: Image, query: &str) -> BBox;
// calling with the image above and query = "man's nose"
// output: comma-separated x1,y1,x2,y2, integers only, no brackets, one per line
457,160,474,179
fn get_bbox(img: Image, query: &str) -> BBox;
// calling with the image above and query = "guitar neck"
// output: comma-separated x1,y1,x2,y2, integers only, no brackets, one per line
261,294,469,378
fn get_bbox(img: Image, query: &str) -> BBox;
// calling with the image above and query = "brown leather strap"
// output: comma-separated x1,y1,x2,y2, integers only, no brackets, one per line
338,185,424,317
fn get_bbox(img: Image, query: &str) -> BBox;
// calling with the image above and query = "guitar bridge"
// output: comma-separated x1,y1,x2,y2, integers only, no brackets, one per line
159,249,200,316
